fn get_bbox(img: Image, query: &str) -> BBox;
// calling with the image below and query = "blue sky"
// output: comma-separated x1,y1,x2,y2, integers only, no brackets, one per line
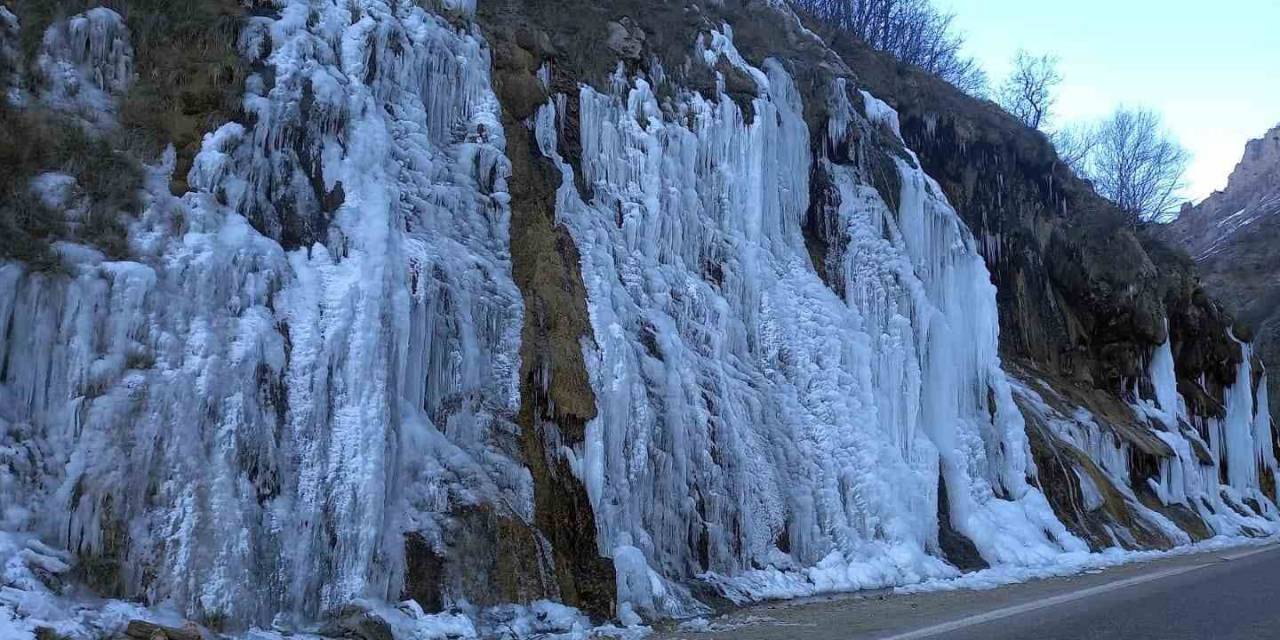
937,0,1280,202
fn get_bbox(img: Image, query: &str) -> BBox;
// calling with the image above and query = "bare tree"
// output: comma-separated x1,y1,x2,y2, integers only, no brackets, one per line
1050,123,1098,175
795,0,988,95
1073,107,1190,222
997,50,1061,130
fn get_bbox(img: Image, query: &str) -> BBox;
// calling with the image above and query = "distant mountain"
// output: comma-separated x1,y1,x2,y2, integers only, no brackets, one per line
1163,124,1280,417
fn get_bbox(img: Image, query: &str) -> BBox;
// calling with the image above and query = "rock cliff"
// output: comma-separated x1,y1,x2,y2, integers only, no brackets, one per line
1162,125,1280,423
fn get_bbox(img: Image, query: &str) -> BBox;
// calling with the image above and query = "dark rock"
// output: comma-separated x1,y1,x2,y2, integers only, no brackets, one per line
76,494,129,598
605,18,645,62
494,64,617,618
936,473,989,572
323,605,393,640
122,620,202,640
713,55,758,124
403,532,445,613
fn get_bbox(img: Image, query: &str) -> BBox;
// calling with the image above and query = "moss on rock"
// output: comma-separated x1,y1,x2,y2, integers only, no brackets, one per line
0,103,141,265
491,34,617,616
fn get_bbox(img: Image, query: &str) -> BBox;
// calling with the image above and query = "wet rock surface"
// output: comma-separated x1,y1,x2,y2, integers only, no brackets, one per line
121,621,202,640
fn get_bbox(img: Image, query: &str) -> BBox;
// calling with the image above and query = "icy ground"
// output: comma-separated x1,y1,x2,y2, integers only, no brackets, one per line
7,529,1277,640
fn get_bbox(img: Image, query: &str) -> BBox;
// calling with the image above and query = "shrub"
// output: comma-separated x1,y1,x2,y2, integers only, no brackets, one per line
0,103,139,265
11,0,246,187
1,0,249,267
791,0,988,95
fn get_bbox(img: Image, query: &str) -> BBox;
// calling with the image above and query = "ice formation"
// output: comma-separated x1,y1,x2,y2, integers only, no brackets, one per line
3,0,528,632
531,30,1078,613
1013,377,1194,549
0,7,19,102
1105,327,1274,537
33,7,134,127
1133,331,1278,535
1011,325,1280,554
0,1,1277,637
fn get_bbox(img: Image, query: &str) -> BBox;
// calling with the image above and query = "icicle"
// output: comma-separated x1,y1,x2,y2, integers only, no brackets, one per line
1147,324,1183,427
1135,325,1279,533
532,27,1082,612
1223,336,1260,492
1013,379,1190,546
34,8,134,126
0,6,20,104
1,0,526,628
1253,375,1277,482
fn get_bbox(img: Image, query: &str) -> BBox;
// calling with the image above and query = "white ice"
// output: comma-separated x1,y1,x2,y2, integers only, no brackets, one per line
2,0,530,633
2,3,1277,637
32,7,134,128
532,25,1081,613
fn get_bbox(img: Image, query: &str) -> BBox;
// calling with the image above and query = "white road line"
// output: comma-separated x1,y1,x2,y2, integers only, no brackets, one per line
1219,543,1280,562
876,564,1209,640
875,545,1280,640
877,544,1280,640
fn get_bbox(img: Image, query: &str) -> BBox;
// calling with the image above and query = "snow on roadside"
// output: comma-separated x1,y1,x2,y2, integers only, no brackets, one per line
673,535,1278,635
699,531,1276,606
898,534,1277,593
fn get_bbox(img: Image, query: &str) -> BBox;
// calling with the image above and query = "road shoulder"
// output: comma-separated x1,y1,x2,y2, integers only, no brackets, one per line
656,540,1280,640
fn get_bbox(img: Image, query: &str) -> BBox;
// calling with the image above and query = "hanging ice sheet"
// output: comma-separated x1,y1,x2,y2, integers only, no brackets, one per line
530,26,1080,613
0,0,527,629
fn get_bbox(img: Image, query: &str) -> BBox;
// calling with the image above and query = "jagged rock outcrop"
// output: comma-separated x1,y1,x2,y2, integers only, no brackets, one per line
1162,125,1280,422
0,1,1276,638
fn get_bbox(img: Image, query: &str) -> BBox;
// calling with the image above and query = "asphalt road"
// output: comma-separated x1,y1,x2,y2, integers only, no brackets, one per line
931,543,1280,640
659,542,1280,640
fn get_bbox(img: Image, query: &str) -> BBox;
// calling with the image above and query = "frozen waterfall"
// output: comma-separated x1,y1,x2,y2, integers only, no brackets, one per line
2,0,527,631
1,1,1278,636
1138,332,1279,534
531,27,1078,613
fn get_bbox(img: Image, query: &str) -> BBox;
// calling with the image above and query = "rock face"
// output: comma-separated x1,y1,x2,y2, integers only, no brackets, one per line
1162,125,1280,421
801,16,1272,548
0,1,1277,637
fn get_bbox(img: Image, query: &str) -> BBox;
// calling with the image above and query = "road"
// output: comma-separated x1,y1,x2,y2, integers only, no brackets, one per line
658,542,1280,640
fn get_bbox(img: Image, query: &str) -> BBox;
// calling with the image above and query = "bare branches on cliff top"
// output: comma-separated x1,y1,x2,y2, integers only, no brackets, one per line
794,0,988,95
997,50,1061,130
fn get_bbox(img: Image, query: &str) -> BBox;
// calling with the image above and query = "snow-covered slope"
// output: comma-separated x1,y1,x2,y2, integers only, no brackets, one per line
1,1,1276,638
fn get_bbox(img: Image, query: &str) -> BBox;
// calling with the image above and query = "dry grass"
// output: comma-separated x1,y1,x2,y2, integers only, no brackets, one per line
105,0,247,191
11,0,248,187
1,0,248,266
0,104,140,266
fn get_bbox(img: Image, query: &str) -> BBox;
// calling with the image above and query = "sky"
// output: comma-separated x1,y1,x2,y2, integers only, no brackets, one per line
937,0,1280,203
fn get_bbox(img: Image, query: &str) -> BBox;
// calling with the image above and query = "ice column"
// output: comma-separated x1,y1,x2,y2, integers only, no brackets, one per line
34,7,134,126
532,27,1080,610
0,0,525,627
